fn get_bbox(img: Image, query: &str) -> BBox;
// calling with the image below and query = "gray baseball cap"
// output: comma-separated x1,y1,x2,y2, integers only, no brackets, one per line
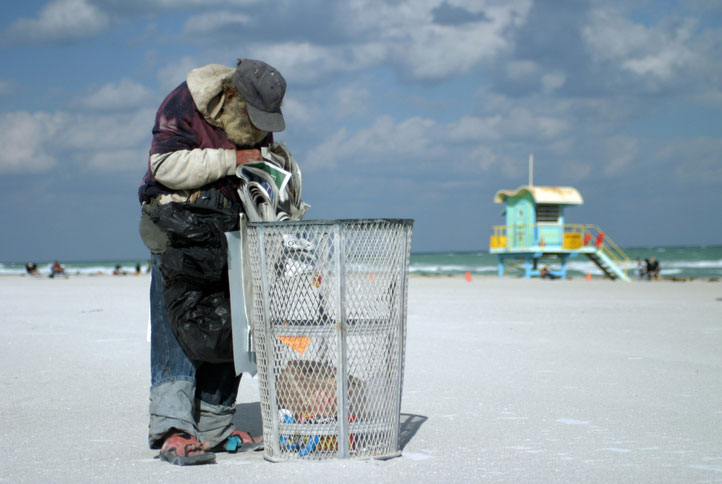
232,59,286,132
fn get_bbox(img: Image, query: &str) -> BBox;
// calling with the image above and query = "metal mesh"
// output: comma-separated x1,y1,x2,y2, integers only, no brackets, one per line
245,219,413,460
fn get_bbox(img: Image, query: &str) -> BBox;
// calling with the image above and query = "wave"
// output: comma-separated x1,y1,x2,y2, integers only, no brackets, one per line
409,264,498,274
659,259,722,269
0,262,148,277
2,247,720,279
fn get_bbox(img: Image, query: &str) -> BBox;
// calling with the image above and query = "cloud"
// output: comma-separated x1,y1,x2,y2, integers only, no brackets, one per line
603,136,638,176
279,96,317,127
331,85,371,118
472,107,569,141
562,161,592,182
303,128,348,170
470,144,498,170
215,1,534,84
0,108,153,174
448,115,502,142
505,60,538,80
58,109,154,155
80,148,150,172
156,57,201,90
583,8,698,83
138,0,259,7
432,1,491,26
385,3,532,81
489,1,720,104
498,60,566,94
75,79,153,111
0,112,68,173
2,0,110,45
249,42,384,85
93,0,261,15
660,137,722,184
304,92,573,176
541,72,566,93
305,115,439,170
182,11,250,36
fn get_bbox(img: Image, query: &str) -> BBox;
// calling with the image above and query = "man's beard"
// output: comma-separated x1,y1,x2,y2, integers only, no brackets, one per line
219,95,268,147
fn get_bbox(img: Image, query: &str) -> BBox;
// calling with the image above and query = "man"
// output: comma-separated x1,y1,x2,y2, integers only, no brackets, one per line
138,59,287,465
648,256,660,280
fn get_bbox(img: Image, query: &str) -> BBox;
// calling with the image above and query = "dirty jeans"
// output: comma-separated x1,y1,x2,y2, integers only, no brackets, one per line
148,254,241,449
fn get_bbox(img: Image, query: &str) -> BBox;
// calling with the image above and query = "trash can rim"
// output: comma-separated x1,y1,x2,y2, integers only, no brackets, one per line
247,218,414,228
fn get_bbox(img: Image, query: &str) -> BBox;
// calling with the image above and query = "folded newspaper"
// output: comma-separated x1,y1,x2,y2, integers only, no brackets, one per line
235,142,310,222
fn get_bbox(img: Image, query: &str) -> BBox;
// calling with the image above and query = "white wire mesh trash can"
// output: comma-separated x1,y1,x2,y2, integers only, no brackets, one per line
245,219,413,461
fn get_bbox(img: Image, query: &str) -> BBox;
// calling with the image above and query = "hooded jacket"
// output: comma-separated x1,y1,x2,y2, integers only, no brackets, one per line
138,64,271,204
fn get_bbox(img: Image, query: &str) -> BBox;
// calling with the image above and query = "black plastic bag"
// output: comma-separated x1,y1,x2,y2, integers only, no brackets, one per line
152,199,240,363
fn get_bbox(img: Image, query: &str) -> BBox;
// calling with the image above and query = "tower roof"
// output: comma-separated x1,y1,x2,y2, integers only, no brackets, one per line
493,185,583,205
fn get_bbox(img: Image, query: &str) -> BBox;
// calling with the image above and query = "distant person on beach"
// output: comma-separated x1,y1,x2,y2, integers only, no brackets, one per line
647,257,660,280
49,261,66,278
540,267,559,280
25,262,39,276
636,258,646,280
137,59,287,465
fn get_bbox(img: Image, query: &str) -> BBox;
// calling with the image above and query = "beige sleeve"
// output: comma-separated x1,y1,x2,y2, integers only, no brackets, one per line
150,148,237,190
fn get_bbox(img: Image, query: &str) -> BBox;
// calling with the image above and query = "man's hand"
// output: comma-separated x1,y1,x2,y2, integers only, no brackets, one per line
236,148,262,166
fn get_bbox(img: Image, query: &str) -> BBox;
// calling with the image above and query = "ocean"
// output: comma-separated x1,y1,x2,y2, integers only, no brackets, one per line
410,246,722,280
2,245,721,280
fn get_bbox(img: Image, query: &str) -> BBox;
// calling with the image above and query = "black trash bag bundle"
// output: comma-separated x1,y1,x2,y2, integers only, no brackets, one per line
152,200,240,363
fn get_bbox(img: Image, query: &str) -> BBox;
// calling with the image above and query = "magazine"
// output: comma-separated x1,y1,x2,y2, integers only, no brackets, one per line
235,142,310,222
241,160,291,194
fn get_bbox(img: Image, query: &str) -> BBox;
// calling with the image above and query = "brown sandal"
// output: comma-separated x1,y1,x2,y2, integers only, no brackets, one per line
218,430,264,453
159,431,216,466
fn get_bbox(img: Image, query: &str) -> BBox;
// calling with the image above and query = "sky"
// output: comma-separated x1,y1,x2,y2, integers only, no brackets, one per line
0,0,721,262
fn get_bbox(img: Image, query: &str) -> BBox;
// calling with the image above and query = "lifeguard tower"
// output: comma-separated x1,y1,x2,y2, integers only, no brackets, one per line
489,156,630,281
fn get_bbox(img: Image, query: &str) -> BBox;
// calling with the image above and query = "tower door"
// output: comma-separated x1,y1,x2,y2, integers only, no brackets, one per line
509,197,534,249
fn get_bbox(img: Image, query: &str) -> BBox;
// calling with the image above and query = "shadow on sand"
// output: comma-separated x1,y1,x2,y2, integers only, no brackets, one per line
399,413,427,450
232,402,264,437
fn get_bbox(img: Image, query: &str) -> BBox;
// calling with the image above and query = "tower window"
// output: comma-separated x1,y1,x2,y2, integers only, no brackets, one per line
536,204,560,222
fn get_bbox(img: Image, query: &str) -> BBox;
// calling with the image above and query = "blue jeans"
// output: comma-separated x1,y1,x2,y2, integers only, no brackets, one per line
148,254,241,449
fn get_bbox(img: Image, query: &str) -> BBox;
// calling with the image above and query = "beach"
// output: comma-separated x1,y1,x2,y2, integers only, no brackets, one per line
1,274,721,483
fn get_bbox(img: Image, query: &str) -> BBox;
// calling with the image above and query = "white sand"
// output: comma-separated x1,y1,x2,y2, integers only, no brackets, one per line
1,275,721,483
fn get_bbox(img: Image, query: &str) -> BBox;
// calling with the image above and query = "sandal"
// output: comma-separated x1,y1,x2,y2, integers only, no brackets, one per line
159,431,216,466
219,430,264,453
